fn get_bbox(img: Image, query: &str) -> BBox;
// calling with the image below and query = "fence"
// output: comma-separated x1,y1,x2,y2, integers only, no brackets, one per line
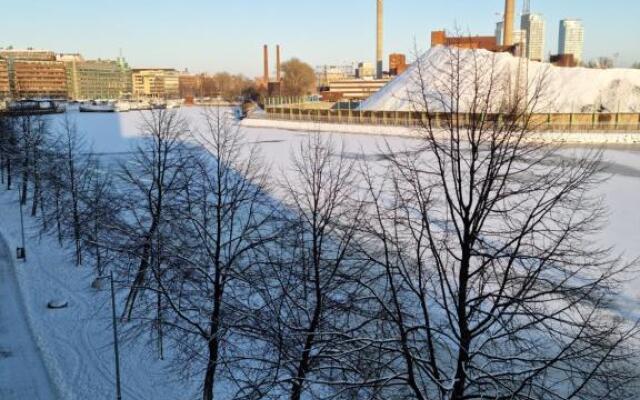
260,105,640,133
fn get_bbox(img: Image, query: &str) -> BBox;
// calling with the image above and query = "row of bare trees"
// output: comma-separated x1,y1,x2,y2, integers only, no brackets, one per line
1,47,638,400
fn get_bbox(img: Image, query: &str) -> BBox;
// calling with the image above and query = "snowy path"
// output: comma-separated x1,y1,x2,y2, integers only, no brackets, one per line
0,232,57,399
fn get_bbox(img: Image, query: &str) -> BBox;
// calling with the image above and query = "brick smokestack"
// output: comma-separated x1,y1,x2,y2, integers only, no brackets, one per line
503,0,515,46
263,44,269,84
376,0,384,79
276,45,281,81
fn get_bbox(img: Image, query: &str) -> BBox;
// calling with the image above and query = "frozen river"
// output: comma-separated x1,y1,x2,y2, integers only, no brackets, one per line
45,108,640,304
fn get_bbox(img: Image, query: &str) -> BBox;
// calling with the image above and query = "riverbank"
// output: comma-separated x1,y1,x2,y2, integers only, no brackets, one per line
241,118,640,145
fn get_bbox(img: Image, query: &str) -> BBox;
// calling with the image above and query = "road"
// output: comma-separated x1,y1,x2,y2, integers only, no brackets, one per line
0,232,57,399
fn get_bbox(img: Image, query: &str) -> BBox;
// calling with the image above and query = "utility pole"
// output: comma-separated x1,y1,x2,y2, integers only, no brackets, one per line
109,271,122,400
98,272,122,400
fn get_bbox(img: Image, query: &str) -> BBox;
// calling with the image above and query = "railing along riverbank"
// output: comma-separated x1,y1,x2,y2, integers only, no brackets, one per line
260,104,640,133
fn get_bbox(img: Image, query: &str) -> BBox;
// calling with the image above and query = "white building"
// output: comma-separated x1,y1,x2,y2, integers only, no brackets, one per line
559,19,584,64
521,13,545,62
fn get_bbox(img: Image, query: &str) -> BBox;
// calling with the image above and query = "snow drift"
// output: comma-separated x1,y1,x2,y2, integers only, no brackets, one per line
360,46,640,113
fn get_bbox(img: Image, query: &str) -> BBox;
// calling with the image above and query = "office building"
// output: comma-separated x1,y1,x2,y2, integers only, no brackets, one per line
0,49,67,98
132,68,180,99
521,13,545,61
60,54,131,99
0,60,9,98
559,19,584,65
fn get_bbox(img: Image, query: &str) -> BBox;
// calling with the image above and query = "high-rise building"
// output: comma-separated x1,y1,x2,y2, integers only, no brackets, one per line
496,21,504,46
60,54,131,99
132,68,180,99
559,19,584,65
521,13,545,61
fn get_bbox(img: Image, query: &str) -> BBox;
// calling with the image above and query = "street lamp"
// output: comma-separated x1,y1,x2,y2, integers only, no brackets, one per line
96,271,122,400
16,190,26,261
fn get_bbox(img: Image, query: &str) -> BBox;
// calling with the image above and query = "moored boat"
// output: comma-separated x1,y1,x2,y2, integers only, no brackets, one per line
79,100,115,113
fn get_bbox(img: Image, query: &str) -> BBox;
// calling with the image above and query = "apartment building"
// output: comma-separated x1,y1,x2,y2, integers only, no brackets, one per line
132,68,180,99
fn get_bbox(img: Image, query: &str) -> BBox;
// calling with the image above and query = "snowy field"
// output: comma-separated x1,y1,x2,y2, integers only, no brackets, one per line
2,107,640,399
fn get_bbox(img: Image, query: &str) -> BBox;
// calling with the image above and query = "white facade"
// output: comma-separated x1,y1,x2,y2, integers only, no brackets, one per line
496,21,504,46
559,19,584,64
521,13,545,61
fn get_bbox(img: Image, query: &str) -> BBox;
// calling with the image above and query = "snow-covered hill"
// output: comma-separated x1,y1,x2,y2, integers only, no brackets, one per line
360,46,640,113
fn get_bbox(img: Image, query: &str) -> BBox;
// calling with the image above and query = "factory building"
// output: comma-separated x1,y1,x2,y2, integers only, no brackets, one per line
389,53,407,76
324,78,390,101
132,68,180,99
431,31,498,51
559,19,584,65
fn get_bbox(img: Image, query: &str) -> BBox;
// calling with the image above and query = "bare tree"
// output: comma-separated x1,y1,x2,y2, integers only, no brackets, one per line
354,47,639,399
149,107,275,400
118,109,192,322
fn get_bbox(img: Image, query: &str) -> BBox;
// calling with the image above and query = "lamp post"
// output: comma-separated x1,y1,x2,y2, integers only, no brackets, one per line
97,271,122,400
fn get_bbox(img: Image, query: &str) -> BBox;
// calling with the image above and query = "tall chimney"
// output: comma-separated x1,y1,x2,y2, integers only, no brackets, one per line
503,0,515,46
376,0,383,79
263,44,269,84
276,45,281,81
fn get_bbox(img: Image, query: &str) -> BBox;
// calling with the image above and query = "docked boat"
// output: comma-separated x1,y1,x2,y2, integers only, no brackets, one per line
7,99,66,115
79,100,115,113
129,100,152,111
167,99,182,109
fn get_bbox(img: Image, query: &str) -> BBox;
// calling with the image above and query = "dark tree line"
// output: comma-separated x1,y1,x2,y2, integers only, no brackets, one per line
1,45,638,400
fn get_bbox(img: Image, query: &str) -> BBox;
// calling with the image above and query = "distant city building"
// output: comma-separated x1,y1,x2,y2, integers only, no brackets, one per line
12,60,67,98
389,53,407,76
325,79,390,100
559,19,584,65
431,30,498,51
521,13,545,61
0,49,67,98
355,62,375,79
60,54,131,99
496,22,504,46
132,68,180,99
513,30,526,52
0,60,9,98
178,73,200,98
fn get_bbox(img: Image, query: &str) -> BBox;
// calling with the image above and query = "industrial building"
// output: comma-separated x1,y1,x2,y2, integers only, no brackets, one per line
356,62,375,79
60,54,132,99
316,64,356,86
431,31,498,51
324,79,390,101
389,53,407,76
559,19,585,65
132,68,180,99
521,12,545,61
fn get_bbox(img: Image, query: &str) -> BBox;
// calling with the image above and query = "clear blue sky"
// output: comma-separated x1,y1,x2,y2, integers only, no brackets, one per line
0,0,638,76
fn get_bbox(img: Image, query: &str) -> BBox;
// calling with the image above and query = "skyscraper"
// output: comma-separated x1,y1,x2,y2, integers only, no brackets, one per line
559,19,584,65
496,21,504,46
521,13,545,61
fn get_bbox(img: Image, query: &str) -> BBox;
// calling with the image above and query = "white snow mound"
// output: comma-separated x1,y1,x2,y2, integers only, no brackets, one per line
360,46,640,113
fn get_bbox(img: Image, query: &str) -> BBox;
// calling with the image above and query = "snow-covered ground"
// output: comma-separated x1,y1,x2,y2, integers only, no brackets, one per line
2,108,639,398
0,220,56,400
